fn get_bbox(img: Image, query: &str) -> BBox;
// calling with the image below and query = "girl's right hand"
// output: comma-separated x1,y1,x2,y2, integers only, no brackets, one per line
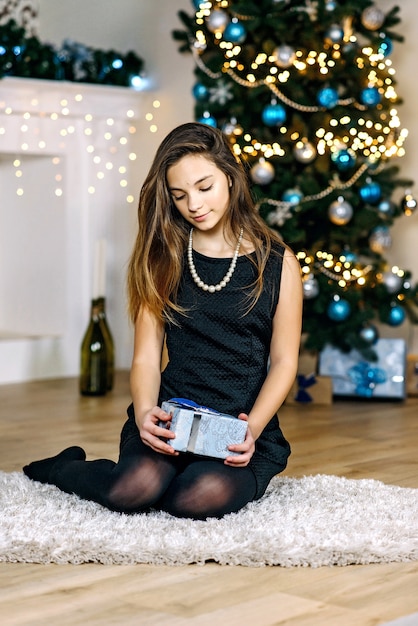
137,406,179,455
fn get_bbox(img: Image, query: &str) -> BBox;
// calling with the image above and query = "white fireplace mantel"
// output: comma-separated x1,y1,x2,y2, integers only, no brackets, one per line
0,76,145,383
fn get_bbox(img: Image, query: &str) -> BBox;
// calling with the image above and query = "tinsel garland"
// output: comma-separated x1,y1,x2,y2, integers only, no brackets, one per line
0,19,145,88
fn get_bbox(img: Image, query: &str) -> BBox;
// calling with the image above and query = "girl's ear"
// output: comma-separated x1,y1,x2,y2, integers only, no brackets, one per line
228,176,232,188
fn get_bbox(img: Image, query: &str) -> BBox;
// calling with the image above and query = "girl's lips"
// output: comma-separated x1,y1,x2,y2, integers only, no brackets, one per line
193,213,209,222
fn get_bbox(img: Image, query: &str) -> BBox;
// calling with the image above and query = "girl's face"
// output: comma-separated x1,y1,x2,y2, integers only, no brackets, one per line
167,154,231,233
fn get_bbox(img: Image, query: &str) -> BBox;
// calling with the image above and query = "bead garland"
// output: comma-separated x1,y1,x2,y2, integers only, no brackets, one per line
187,227,244,293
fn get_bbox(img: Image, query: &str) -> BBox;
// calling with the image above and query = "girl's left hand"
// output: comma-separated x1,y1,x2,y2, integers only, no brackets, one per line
224,413,255,467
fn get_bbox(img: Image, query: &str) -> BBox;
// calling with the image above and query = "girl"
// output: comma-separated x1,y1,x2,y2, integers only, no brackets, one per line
23,122,302,520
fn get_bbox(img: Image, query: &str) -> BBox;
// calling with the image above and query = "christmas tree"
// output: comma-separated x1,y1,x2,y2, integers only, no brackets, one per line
173,0,418,359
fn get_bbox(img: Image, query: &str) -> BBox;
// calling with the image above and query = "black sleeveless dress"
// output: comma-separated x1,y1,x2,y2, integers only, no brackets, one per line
158,242,291,500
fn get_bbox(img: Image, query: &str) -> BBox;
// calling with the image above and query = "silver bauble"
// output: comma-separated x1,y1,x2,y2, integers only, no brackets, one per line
369,227,392,253
272,44,296,68
206,9,230,33
381,271,403,294
303,276,320,299
222,118,242,136
402,191,417,216
328,197,353,225
361,6,385,31
293,140,317,164
250,160,275,185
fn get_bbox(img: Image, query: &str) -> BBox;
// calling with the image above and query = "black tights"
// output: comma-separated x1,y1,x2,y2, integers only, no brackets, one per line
23,418,257,520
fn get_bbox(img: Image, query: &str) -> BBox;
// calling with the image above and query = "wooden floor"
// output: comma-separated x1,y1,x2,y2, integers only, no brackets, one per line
1,372,418,626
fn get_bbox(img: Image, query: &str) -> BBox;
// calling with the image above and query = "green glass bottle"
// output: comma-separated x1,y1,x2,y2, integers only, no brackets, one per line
96,296,115,391
79,299,108,396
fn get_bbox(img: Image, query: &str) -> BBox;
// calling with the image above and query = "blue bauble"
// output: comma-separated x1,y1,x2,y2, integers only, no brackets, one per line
325,24,344,43
387,305,406,326
377,198,395,216
378,37,393,57
282,188,303,205
359,181,382,204
360,87,382,107
317,86,339,109
342,251,357,263
327,298,351,321
262,103,287,126
192,0,204,8
192,82,209,101
197,114,217,127
325,1,337,11
223,20,246,44
359,324,379,345
331,149,356,171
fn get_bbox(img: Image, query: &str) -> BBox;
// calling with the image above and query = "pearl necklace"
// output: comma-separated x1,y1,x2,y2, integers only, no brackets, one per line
187,227,244,293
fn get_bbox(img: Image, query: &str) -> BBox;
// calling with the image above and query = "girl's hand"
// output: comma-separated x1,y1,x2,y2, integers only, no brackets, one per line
138,406,179,456
224,413,255,467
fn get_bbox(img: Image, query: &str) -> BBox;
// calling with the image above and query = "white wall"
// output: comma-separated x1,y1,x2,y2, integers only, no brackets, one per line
0,0,195,384
1,0,418,383
378,0,418,351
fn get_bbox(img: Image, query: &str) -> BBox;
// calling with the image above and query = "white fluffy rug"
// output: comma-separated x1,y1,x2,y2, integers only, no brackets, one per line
1,471,418,567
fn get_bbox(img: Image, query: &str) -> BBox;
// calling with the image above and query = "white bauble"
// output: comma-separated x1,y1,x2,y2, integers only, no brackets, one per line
294,140,317,164
250,160,275,185
272,44,296,68
361,6,385,31
328,198,353,225
303,276,320,299
381,271,402,294
206,9,230,33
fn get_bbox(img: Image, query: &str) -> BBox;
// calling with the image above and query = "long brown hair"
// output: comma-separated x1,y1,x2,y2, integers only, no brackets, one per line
127,122,283,323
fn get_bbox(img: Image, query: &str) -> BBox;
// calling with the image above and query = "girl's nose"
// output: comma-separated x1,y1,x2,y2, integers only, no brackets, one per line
188,193,202,212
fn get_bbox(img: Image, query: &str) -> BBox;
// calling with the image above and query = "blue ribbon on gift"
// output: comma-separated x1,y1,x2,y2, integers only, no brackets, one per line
294,373,317,403
347,361,387,397
169,398,222,414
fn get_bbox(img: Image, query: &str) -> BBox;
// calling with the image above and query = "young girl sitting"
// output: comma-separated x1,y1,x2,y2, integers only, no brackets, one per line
23,122,302,520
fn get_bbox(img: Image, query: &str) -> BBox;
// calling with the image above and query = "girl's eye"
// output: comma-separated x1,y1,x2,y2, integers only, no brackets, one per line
173,195,185,202
200,186,212,193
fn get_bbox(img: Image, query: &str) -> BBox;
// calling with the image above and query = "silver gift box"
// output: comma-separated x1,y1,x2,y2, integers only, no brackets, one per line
160,399,247,458
318,338,406,399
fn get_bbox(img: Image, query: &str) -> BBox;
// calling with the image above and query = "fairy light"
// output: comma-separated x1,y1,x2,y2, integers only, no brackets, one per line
0,86,148,205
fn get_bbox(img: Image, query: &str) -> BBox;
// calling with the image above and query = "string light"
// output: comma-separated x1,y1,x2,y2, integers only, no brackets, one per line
297,250,375,287
0,84,162,201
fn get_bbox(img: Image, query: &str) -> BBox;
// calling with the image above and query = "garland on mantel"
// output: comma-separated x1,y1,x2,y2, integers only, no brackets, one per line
0,19,145,88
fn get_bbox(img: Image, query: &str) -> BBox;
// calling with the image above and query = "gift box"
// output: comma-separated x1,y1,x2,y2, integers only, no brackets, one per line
160,398,247,459
318,339,406,400
285,374,333,405
406,354,418,397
